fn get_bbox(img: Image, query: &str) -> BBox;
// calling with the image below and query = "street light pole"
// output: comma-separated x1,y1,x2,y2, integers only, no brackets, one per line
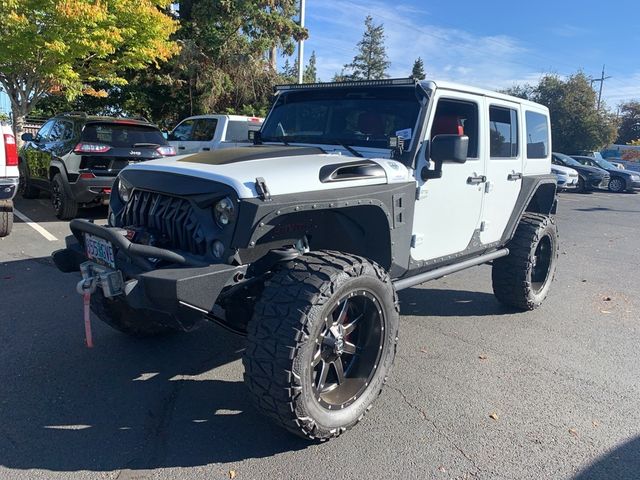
297,0,306,84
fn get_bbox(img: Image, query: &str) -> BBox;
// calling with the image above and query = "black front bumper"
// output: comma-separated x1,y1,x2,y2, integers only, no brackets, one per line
52,220,246,330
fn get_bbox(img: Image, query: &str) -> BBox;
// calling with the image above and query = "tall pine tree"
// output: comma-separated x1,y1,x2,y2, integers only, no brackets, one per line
344,15,390,80
303,51,317,83
410,57,426,80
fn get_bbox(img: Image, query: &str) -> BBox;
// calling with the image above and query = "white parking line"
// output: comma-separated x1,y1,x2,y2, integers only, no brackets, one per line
13,209,59,242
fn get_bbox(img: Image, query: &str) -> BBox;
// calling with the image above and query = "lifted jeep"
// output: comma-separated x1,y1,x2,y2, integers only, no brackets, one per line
53,78,558,441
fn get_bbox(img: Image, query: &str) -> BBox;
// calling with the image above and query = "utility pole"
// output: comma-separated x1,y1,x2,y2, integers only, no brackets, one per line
297,0,306,84
590,65,612,110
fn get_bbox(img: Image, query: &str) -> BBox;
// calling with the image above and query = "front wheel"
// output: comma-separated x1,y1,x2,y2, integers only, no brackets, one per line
492,213,558,310
243,251,399,441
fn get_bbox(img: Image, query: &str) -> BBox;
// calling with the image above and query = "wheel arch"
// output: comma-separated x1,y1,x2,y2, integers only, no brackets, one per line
239,205,394,271
501,174,557,244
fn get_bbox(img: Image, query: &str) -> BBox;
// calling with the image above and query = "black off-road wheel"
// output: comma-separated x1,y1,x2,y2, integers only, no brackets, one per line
90,292,179,338
243,251,399,441
492,213,558,310
51,173,78,220
0,200,13,237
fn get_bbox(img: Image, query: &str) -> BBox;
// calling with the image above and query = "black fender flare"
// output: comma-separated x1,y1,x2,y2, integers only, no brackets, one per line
501,174,557,244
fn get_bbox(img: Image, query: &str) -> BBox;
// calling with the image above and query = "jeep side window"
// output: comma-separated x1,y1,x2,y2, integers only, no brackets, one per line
489,106,518,158
430,99,479,158
525,111,549,159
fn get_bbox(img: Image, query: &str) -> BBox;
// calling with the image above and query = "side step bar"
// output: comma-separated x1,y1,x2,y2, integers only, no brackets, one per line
393,248,509,291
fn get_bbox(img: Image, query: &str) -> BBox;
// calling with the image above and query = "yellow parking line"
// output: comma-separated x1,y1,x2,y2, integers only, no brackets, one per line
13,209,59,242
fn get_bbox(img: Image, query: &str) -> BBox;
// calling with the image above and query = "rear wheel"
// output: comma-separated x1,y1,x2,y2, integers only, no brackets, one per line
608,177,625,193
19,161,40,199
576,177,588,193
492,213,558,310
51,173,78,220
243,251,399,441
0,200,13,237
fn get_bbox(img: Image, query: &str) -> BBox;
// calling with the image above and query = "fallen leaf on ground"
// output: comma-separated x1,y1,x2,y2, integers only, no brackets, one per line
489,412,498,420
592,421,599,427
602,296,612,301
569,428,578,437
438,466,447,473
229,470,237,479
479,355,488,360
420,348,428,353
600,310,611,314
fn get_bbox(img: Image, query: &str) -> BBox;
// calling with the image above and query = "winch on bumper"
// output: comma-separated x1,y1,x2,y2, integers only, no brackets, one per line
52,219,246,331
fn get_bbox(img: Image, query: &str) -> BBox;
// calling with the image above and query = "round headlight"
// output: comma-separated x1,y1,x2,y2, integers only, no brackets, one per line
118,177,132,203
214,196,235,227
212,240,225,258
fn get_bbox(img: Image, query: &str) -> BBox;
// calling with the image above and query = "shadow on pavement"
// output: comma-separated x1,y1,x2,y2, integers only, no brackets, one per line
399,287,514,317
0,257,307,473
14,197,108,223
573,436,640,480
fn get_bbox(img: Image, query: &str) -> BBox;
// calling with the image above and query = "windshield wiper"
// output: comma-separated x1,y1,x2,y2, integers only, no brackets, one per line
329,141,363,158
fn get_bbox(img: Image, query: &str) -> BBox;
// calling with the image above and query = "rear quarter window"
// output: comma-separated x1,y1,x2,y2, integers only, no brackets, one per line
525,111,549,159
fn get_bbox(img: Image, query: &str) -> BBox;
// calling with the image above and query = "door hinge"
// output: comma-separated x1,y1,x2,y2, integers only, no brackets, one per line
411,234,424,248
485,181,494,193
480,221,488,232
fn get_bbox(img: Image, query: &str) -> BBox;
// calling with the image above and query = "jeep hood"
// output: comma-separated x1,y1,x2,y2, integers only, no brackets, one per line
124,146,412,198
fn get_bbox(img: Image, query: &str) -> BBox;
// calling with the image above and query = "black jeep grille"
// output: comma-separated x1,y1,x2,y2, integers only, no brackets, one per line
122,190,207,255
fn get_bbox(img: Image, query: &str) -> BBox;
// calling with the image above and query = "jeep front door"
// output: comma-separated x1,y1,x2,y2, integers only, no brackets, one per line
479,101,523,244
411,94,485,262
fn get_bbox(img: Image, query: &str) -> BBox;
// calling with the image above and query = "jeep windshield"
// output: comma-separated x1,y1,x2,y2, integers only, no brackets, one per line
260,86,421,151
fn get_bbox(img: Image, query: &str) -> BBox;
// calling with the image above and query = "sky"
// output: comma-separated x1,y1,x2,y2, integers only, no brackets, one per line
298,0,640,108
2,0,638,116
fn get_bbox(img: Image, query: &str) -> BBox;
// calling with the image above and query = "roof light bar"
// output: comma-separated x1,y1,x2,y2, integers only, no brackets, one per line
275,78,417,91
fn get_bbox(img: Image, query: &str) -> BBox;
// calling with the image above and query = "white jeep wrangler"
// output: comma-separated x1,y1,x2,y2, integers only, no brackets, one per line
53,78,558,441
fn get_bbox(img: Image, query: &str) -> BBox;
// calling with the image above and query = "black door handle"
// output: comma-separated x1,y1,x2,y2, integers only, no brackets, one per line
202,147,210,151
178,146,185,150
467,175,486,185
508,172,523,181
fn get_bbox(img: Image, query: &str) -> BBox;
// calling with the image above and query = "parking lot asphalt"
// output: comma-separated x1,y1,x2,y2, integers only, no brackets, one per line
0,191,639,480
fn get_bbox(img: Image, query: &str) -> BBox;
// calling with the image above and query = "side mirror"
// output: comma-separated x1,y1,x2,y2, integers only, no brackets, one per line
421,134,469,181
248,130,262,144
21,132,34,142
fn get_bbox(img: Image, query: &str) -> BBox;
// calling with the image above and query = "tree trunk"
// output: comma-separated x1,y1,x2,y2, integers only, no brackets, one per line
11,105,28,148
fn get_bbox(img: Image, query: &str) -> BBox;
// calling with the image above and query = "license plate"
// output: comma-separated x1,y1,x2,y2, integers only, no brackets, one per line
84,233,115,269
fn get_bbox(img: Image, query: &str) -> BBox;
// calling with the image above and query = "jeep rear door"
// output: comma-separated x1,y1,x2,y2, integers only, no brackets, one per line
479,99,523,244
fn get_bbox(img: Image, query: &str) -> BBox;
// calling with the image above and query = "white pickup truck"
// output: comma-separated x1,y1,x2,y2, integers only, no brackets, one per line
0,122,18,237
168,114,263,155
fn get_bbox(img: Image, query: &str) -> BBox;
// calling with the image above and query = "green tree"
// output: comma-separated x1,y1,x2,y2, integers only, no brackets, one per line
0,0,179,141
410,57,426,80
616,101,640,144
532,73,617,153
499,84,534,100
344,15,390,80
304,51,318,83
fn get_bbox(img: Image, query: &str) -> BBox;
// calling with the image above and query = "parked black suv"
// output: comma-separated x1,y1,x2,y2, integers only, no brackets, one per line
19,113,175,219
552,152,609,193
